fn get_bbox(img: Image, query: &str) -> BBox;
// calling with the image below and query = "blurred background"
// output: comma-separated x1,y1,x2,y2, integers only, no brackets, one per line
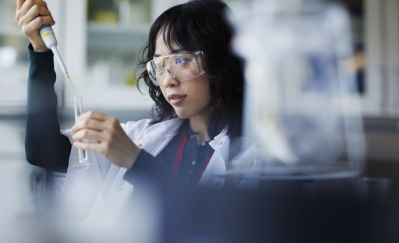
0,0,399,241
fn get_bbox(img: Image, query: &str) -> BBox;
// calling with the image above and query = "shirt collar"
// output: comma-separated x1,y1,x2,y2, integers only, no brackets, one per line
213,126,228,141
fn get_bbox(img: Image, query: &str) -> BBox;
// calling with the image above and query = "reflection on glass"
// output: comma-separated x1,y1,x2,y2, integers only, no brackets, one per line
357,177,391,201
228,0,365,181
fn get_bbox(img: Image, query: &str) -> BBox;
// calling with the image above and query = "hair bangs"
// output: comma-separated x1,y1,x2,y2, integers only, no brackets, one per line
160,9,202,53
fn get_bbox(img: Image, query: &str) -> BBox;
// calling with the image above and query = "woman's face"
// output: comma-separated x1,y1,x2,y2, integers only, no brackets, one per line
154,32,212,120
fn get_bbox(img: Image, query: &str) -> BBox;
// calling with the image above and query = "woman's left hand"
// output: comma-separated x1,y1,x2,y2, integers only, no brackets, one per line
72,111,141,169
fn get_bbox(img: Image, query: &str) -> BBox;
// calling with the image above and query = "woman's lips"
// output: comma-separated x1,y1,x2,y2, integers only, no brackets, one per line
170,95,186,105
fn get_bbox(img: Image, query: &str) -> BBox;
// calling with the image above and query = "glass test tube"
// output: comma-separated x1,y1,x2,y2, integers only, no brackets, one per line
74,95,93,168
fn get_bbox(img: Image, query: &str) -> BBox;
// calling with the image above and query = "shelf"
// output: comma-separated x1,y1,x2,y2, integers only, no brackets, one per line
87,22,150,52
87,34,147,52
87,22,151,35
64,85,154,111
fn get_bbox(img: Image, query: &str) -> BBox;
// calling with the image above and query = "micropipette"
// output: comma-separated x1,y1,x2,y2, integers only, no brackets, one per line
39,25,76,94
39,25,92,169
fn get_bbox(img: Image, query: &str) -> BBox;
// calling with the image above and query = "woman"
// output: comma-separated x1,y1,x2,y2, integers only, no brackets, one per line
17,0,244,212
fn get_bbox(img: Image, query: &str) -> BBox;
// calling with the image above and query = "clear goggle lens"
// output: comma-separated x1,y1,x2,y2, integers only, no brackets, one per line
146,51,205,86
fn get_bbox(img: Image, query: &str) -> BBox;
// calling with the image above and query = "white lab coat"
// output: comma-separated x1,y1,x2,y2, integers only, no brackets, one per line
44,117,248,224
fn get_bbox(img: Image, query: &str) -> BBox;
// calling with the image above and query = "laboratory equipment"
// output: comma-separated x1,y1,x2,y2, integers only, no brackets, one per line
39,25,89,168
39,25,76,94
146,51,206,86
227,0,365,181
74,95,93,169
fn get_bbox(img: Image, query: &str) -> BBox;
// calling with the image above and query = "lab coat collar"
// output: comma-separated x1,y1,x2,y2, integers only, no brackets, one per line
213,126,228,140
142,117,231,164
144,118,229,140
209,127,230,165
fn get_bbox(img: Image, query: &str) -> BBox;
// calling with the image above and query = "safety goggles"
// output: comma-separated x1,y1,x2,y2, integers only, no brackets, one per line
146,51,206,86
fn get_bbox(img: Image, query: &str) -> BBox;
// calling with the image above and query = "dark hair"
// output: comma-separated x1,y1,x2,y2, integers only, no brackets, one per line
136,0,244,139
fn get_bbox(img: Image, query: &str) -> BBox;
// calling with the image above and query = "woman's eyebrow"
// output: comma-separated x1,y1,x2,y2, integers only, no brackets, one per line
153,49,186,58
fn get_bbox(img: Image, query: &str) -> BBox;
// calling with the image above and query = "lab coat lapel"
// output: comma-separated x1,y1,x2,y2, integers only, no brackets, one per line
81,119,184,225
197,129,230,187
138,118,184,156
209,129,230,163
100,165,127,199
55,130,104,205
97,118,184,202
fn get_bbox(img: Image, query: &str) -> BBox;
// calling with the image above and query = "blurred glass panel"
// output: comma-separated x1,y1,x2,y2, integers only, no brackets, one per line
337,0,365,95
228,0,365,182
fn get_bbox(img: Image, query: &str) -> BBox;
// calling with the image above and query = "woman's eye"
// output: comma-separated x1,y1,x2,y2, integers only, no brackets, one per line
175,58,190,64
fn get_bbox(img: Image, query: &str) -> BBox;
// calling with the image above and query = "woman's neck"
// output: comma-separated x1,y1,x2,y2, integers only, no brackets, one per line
188,108,212,146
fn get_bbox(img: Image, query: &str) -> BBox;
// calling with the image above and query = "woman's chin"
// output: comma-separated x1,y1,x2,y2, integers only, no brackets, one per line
176,113,191,119
174,109,192,119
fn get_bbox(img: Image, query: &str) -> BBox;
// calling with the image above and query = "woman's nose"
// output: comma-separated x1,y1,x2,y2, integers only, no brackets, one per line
163,68,179,87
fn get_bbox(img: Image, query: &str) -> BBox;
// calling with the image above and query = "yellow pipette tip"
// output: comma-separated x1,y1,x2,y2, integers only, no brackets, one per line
65,73,76,95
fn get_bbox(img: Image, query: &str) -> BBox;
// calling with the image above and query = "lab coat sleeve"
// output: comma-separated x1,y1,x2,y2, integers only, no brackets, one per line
25,43,71,173
123,149,165,184
123,149,182,188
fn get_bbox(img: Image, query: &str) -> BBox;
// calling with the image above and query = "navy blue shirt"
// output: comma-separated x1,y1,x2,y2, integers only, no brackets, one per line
124,124,215,185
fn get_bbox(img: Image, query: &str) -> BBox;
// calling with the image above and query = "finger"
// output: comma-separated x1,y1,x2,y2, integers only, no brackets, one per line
73,129,106,142
74,141,103,154
18,0,47,18
73,118,107,133
77,111,110,122
23,16,55,36
17,0,25,11
19,5,52,26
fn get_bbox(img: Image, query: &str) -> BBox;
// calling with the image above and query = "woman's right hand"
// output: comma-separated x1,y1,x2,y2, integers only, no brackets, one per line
15,0,56,52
